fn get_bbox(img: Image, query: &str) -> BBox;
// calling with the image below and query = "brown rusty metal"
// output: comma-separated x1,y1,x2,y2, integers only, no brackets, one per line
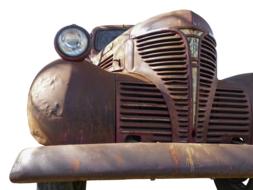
10,143,253,183
29,9,253,146
10,9,253,190
27,59,116,145
130,10,213,38
95,10,253,144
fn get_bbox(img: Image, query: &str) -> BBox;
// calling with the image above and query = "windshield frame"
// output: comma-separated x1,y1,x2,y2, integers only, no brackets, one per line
91,25,132,53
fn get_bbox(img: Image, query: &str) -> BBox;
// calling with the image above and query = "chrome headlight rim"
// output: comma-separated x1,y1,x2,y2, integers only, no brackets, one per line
54,24,91,61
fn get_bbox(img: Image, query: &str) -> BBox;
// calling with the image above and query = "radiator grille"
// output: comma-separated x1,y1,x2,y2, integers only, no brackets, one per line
117,82,172,142
136,30,189,141
196,34,217,139
207,88,250,143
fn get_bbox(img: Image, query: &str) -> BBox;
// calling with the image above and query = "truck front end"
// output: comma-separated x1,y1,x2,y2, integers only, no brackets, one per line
10,10,253,190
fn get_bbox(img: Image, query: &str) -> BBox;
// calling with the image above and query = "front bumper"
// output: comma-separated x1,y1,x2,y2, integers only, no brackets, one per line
10,143,253,183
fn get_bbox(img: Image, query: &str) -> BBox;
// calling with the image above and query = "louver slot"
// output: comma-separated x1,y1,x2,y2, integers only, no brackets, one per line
98,54,113,70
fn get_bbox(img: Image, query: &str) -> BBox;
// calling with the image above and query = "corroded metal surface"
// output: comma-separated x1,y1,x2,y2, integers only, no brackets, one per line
10,143,253,183
130,10,213,37
10,9,253,190
97,10,253,144
28,59,116,145
27,9,253,146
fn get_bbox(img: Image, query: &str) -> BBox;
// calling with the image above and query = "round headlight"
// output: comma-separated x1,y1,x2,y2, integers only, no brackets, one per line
54,25,90,61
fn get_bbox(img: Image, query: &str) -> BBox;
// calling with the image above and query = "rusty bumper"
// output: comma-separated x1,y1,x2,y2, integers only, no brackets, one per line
10,143,253,183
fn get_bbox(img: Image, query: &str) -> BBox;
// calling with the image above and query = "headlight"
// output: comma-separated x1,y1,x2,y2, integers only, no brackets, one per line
54,25,90,61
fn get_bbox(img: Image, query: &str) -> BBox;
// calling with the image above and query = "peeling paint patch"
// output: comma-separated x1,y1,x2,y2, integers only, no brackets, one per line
168,145,179,166
186,147,195,172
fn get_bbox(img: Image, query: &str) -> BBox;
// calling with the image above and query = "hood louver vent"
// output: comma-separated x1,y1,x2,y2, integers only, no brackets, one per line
98,54,113,70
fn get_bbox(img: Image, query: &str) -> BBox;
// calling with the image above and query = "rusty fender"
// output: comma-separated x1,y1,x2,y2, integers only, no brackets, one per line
10,143,253,183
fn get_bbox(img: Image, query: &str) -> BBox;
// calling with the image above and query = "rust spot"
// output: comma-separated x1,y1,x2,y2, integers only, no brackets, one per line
168,145,179,166
186,147,195,172
71,160,81,172
49,102,61,117
27,106,51,145
114,154,125,166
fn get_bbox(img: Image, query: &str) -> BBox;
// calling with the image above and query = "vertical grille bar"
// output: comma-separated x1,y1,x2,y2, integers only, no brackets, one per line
196,34,217,141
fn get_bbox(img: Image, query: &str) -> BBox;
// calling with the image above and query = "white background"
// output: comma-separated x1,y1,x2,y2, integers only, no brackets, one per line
1,0,253,189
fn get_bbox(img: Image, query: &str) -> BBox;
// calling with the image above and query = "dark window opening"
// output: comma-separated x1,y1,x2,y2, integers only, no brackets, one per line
94,29,127,51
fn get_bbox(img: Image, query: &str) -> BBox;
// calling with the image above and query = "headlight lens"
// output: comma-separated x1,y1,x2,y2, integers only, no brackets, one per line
55,25,90,61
